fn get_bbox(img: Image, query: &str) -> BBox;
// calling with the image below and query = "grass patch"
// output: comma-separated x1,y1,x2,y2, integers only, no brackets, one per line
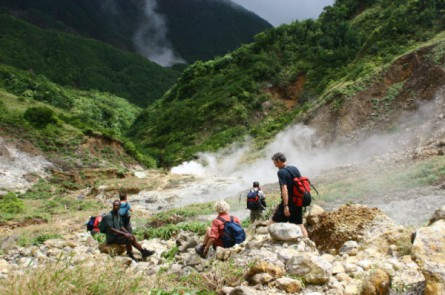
148,203,215,227
135,222,208,240
17,233,62,247
0,260,150,295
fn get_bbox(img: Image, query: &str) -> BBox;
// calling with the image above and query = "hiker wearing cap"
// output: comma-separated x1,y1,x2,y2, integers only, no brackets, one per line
271,152,308,238
247,181,266,223
101,200,154,260
195,200,246,258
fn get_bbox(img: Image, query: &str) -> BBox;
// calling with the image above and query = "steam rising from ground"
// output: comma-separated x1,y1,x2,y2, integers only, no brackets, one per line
134,0,184,66
171,89,445,204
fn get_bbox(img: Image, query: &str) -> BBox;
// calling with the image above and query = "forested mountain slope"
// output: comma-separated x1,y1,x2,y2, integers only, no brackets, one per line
130,0,445,166
0,14,179,107
0,0,272,63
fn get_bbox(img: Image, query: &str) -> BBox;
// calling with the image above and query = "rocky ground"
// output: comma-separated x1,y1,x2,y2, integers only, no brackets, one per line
0,204,444,295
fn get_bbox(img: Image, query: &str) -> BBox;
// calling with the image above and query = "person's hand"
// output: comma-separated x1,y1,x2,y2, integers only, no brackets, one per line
284,205,290,217
124,233,132,239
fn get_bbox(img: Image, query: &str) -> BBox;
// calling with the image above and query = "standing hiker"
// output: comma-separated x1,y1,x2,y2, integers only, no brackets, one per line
195,200,245,258
101,200,154,260
271,152,308,238
119,190,132,233
247,181,266,223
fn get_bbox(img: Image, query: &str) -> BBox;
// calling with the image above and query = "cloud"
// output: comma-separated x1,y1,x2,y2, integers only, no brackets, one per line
230,0,335,26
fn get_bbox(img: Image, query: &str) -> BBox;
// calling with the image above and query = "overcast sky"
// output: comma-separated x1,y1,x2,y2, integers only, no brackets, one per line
231,0,335,26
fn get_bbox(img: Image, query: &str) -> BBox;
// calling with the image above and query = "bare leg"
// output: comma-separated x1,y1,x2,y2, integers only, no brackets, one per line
300,224,308,238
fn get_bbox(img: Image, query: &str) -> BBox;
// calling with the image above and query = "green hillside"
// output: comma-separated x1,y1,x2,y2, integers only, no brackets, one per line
0,63,157,169
0,14,179,107
130,0,445,166
0,0,272,63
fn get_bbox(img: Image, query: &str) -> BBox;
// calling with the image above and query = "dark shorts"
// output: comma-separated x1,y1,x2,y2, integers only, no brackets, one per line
272,203,303,224
106,234,130,245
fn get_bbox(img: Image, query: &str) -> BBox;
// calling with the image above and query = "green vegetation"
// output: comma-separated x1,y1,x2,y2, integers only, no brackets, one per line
23,106,57,128
18,233,62,247
0,0,271,64
0,193,24,219
135,222,208,240
1,261,149,295
0,63,158,168
0,179,104,224
0,13,179,107
131,0,445,166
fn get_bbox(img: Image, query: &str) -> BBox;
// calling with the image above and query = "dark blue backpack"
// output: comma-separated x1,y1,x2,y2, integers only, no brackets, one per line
217,216,246,248
247,190,261,210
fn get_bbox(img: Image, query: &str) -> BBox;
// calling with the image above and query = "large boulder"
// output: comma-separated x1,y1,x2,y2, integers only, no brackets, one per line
286,253,332,285
268,223,303,241
176,231,198,252
412,220,445,295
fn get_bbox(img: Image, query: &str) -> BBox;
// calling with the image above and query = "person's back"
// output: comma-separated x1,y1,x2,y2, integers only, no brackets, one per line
247,181,266,223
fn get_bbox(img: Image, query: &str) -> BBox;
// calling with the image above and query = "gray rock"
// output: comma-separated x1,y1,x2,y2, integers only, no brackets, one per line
412,219,445,294
268,223,303,241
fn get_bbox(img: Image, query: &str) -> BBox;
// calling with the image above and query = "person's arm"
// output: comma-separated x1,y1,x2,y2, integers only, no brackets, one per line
281,185,290,214
110,227,130,237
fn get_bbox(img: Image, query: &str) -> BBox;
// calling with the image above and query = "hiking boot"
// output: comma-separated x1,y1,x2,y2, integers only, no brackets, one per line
141,249,155,259
127,252,137,261
195,244,206,258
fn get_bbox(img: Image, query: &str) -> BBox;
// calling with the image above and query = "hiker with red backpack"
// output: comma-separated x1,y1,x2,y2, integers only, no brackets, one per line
271,152,316,238
247,181,266,223
195,200,246,258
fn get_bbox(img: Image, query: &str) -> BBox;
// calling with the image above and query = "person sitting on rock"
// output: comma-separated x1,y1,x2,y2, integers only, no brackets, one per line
119,190,132,233
102,200,154,260
195,200,245,258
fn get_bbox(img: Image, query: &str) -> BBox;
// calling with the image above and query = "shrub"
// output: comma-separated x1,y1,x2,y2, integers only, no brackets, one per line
0,192,24,215
23,106,57,128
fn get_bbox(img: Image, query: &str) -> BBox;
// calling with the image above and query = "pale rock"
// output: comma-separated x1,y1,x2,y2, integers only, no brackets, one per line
321,254,335,263
169,263,182,274
183,253,204,267
412,219,445,295
229,286,257,295
277,248,299,264
0,259,10,274
344,283,360,295
336,273,351,282
294,238,318,253
18,257,35,267
331,262,345,275
46,248,62,257
216,246,232,261
339,241,359,256
221,286,234,295
250,273,274,285
140,239,166,259
176,231,198,252
344,263,359,274
268,223,303,241
357,259,372,271
286,253,332,285
275,277,303,293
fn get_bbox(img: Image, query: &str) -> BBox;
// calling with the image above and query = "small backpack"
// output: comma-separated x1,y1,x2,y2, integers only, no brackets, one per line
246,190,262,210
285,168,319,208
217,216,246,248
86,215,103,234
98,215,108,234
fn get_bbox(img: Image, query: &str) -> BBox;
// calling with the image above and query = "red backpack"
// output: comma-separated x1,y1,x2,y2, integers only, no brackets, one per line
284,168,318,207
